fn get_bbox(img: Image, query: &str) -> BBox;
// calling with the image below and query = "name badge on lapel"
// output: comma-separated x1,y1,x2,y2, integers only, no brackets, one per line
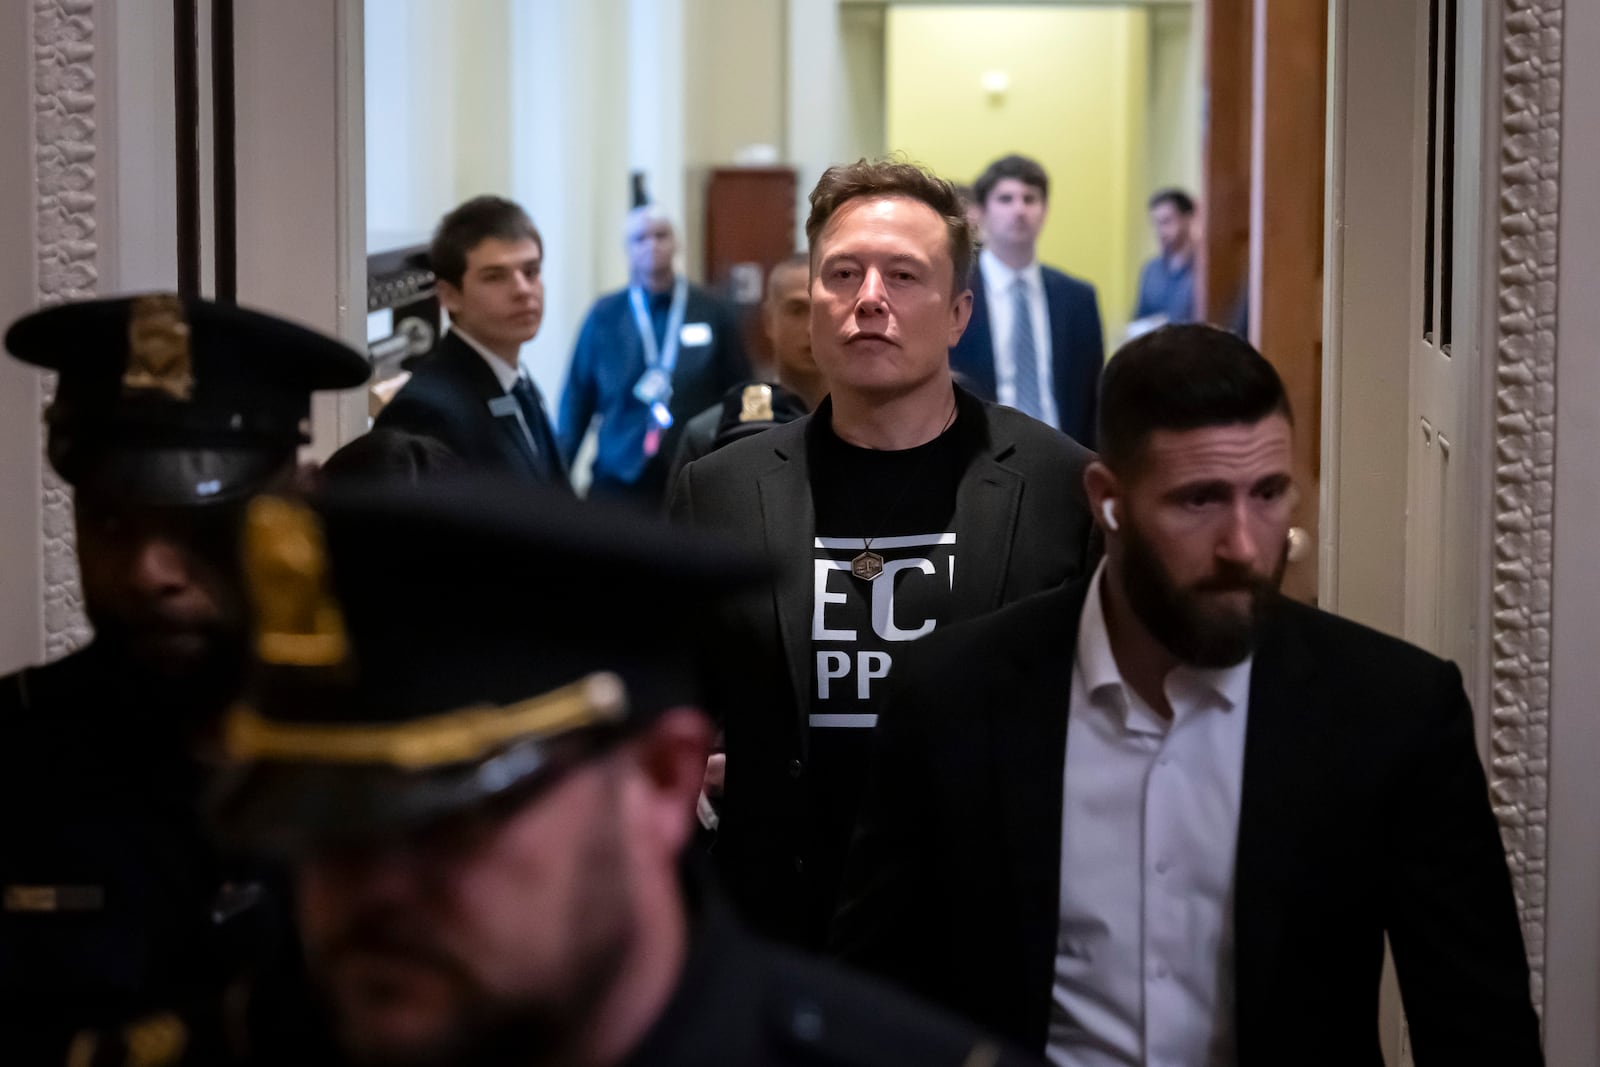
487,395,520,419
678,322,712,347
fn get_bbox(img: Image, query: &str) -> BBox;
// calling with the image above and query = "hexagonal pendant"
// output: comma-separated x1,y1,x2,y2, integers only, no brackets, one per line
851,549,885,581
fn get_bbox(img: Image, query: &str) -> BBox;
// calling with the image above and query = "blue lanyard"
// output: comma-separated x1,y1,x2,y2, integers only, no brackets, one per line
628,277,689,374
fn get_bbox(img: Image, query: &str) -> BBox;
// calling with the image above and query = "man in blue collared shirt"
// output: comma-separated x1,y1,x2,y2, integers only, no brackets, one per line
558,207,748,508
1131,189,1198,328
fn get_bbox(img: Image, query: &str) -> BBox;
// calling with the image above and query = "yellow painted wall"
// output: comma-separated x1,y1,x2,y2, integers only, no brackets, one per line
886,6,1150,344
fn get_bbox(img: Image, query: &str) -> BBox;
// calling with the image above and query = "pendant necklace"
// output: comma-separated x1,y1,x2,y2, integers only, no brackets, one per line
850,396,958,582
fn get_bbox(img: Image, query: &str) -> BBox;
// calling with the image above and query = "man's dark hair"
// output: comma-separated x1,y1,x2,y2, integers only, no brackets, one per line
1098,324,1291,471
1148,188,1197,216
973,154,1050,208
766,251,811,299
806,158,975,294
430,196,542,289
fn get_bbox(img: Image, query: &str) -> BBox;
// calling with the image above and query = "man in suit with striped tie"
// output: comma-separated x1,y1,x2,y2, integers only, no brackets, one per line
950,155,1105,447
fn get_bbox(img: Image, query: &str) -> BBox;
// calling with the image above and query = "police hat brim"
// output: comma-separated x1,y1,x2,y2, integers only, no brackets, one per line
5,295,370,389
68,444,294,508
210,478,771,855
211,731,610,855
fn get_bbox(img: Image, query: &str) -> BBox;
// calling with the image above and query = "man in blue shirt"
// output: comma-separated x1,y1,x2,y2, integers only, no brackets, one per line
1132,188,1198,327
558,206,748,508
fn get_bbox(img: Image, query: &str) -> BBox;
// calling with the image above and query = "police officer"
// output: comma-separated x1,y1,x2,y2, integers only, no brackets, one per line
0,294,369,1062
665,252,824,489
209,479,1043,1067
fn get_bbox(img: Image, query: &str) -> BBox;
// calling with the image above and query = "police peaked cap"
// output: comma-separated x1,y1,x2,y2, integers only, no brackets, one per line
211,477,769,853
4,293,369,506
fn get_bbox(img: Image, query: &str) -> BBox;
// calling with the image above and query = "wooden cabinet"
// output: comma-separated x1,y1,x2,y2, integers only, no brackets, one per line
703,167,798,367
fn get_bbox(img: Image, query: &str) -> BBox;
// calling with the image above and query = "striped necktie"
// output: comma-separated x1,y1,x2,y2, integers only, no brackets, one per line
1011,275,1044,420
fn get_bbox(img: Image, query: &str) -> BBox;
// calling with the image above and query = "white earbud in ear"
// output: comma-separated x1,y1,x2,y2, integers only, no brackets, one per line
1286,525,1310,563
1101,499,1120,532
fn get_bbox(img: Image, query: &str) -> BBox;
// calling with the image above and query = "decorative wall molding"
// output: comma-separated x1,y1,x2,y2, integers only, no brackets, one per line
1489,0,1562,1011
32,0,95,657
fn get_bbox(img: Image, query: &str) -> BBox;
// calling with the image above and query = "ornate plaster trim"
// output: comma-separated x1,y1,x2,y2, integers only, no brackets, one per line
32,0,95,657
1489,0,1561,1010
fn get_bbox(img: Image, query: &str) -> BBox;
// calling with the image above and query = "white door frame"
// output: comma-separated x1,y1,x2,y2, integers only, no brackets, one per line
1323,0,1564,1048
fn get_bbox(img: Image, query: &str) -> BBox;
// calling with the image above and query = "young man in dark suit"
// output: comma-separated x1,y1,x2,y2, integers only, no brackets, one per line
950,154,1105,446
374,196,569,489
668,159,1099,952
832,325,1543,1066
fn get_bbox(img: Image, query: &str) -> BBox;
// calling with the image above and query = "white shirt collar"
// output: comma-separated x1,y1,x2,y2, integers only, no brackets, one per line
1075,560,1253,730
980,247,1043,294
450,326,522,394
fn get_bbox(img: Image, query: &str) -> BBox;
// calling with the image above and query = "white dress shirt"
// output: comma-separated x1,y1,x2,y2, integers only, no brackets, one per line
978,248,1059,430
450,326,521,394
1047,562,1251,1067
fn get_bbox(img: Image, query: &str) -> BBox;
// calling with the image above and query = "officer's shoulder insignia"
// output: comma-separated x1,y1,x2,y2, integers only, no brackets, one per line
739,384,774,423
4,883,104,912
124,294,194,401
65,1011,188,1067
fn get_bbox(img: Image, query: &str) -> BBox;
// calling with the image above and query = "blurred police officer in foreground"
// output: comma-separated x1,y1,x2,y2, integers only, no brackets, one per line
210,479,1041,1067
0,294,368,1062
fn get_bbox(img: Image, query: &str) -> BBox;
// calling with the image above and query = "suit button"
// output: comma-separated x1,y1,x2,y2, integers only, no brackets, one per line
790,1003,825,1042
788,758,804,779
793,856,805,873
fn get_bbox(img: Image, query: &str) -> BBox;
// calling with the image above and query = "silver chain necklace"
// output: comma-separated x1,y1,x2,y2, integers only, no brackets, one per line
849,395,959,582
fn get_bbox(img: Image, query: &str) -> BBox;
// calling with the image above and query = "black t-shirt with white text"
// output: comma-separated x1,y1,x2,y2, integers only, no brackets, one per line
802,409,972,929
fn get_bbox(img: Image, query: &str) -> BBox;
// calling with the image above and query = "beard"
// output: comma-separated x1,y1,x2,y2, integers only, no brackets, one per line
320,789,639,1067
1120,517,1285,668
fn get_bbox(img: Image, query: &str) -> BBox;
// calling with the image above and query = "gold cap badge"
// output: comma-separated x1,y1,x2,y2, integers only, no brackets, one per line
123,294,195,401
243,495,351,668
739,383,774,423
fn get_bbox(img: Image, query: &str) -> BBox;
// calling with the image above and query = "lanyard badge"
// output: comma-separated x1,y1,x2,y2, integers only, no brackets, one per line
630,278,689,457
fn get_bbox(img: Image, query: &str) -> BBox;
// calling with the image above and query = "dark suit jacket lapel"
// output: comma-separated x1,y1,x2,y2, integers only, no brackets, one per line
990,578,1089,1045
958,282,999,398
1044,271,1073,414
951,388,1024,618
1232,601,1330,1057
754,417,817,753
439,333,544,477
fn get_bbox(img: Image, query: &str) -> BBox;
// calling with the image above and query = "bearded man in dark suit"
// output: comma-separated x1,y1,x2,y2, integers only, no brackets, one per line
832,324,1543,1067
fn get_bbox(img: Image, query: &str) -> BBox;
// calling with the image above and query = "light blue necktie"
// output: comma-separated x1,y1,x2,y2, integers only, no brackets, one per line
1011,276,1044,420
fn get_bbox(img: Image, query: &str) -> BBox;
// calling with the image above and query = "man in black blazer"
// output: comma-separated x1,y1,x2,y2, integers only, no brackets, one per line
950,155,1105,446
832,325,1542,1065
669,160,1099,952
374,196,569,489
